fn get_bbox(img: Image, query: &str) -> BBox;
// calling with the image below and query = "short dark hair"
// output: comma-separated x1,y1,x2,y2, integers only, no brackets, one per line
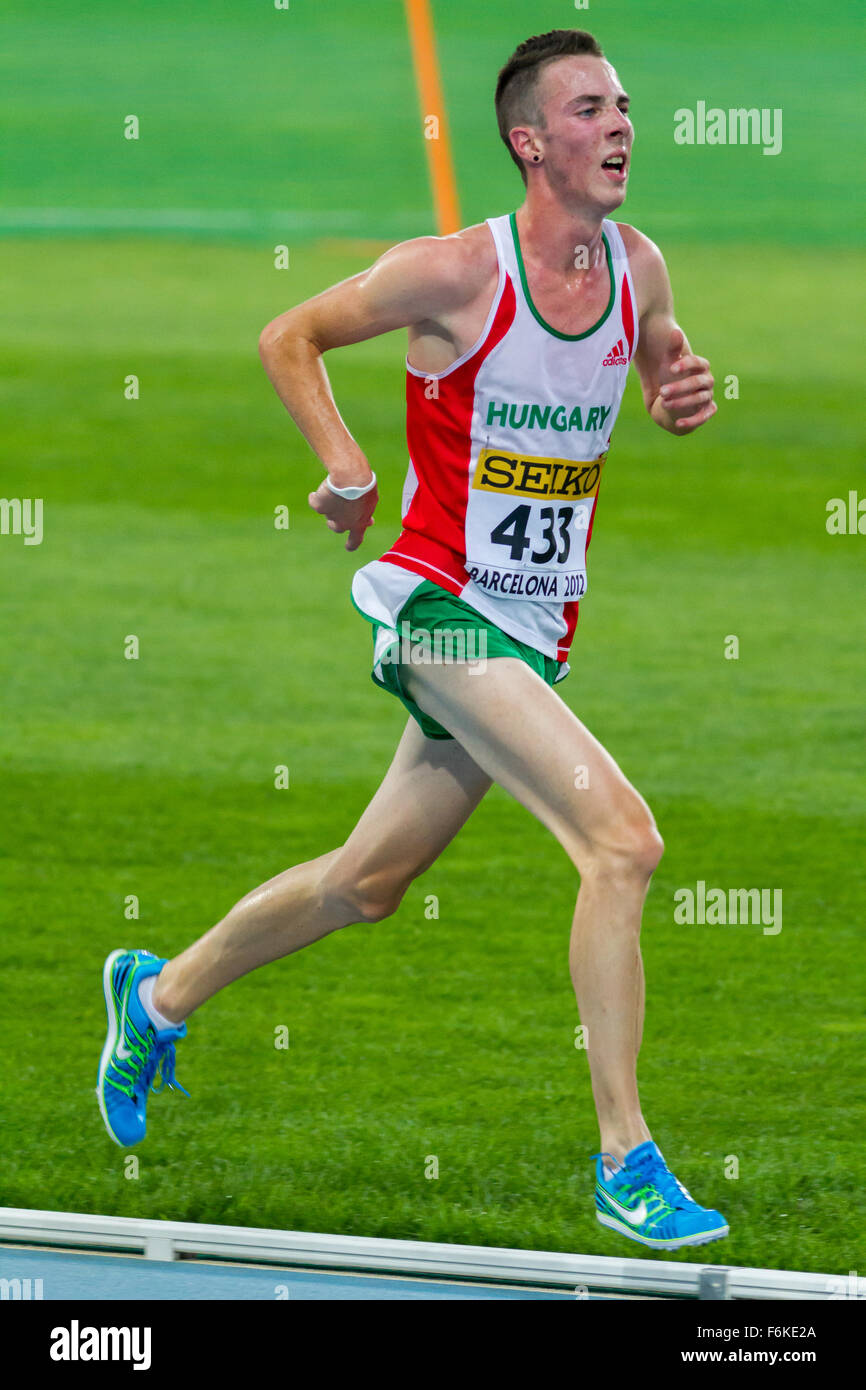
495,30,605,183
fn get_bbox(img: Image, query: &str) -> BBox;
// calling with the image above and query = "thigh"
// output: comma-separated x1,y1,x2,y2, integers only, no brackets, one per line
331,717,493,886
402,657,655,866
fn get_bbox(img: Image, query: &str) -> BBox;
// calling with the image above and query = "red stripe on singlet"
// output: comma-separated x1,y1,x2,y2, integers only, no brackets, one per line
621,272,635,361
381,274,517,588
557,601,580,661
557,484,605,661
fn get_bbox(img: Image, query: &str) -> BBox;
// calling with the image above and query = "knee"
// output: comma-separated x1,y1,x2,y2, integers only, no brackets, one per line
634,819,665,877
318,856,411,926
579,807,664,883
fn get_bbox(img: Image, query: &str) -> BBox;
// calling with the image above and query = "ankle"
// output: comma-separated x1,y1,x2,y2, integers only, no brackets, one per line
599,1128,652,1168
149,971,184,1026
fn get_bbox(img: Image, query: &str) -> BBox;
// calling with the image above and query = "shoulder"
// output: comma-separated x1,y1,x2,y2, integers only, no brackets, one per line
609,222,672,317
365,221,497,311
612,221,666,272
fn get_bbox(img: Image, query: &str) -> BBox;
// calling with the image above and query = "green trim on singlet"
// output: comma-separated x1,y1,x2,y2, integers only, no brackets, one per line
509,211,615,342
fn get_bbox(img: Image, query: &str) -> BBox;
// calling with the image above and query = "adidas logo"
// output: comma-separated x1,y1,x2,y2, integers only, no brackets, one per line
602,338,628,367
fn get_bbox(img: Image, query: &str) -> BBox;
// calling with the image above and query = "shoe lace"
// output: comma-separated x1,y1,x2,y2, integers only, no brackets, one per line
107,1023,189,1101
590,1151,675,1222
639,1151,694,1209
147,1039,189,1097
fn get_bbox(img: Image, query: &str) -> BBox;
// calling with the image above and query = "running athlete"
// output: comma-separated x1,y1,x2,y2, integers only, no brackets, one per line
97,30,727,1251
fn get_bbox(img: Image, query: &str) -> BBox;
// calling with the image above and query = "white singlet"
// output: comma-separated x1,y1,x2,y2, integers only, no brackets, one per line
352,211,639,674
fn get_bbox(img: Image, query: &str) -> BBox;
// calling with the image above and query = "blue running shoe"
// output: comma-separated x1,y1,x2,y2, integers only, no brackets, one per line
97,949,189,1147
593,1140,729,1250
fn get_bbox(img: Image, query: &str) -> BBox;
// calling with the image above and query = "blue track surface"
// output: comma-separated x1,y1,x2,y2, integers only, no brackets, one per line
1,1247,576,1300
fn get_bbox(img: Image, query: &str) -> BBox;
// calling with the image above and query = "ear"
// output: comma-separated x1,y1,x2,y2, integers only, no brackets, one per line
509,126,540,167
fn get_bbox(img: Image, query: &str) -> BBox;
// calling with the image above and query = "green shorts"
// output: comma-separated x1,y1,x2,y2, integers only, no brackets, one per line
363,579,565,741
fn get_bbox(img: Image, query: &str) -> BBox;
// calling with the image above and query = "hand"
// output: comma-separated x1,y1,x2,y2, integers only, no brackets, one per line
656,327,717,433
308,475,378,552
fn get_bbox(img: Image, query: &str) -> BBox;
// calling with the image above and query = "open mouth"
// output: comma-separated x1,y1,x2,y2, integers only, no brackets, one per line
601,154,628,178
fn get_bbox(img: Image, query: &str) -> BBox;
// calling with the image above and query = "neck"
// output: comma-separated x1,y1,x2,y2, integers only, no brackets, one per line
516,185,607,275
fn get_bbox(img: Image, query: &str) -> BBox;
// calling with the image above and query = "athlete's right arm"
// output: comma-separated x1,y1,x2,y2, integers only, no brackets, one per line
258,234,485,551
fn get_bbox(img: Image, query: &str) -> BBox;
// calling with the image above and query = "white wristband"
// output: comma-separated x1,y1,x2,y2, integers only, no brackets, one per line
325,472,377,500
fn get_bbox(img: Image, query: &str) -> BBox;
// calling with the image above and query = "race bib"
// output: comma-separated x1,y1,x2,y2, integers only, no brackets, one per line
464,448,606,602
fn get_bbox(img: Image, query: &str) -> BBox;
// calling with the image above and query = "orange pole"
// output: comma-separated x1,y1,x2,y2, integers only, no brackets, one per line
403,0,461,235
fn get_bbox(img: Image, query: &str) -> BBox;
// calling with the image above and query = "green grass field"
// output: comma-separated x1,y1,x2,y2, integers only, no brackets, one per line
1,0,864,1276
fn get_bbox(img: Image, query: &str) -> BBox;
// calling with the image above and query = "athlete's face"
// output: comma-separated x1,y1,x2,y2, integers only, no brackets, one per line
531,56,633,210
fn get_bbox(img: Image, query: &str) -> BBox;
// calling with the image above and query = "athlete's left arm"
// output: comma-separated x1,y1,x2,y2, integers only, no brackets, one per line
625,229,718,435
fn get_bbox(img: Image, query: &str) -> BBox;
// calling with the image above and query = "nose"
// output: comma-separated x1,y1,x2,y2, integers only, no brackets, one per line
607,108,631,140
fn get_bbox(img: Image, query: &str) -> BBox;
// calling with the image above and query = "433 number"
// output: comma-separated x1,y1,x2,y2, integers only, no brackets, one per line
490,504,575,564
